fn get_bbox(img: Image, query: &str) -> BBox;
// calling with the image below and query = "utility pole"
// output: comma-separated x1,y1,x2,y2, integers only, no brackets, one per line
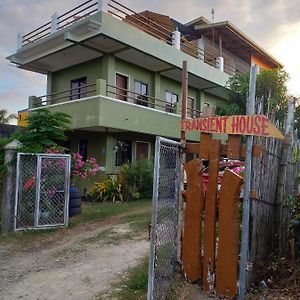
238,64,258,299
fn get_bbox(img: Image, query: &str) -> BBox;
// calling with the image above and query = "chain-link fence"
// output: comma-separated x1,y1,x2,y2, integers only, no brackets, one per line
14,153,71,230
147,137,181,300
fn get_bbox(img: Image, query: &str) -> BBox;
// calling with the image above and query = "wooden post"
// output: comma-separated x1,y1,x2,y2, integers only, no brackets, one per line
182,159,204,282
178,60,188,262
203,139,220,292
216,170,244,297
181,60,188,144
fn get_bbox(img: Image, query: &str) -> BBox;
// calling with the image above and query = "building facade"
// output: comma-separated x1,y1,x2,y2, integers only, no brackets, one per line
7,0,282,173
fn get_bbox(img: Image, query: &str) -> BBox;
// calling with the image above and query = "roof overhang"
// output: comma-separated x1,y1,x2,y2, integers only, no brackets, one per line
195,21,283,69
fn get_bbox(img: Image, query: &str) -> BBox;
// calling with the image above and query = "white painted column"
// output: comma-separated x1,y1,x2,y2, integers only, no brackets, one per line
172,30,181,50
98,0,109,13
51,12,58,33
217,56,224,72
17,32,24,49
197,36,205,61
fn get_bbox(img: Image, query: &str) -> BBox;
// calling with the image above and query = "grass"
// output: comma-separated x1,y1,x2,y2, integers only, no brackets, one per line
0,200,151,249
69,199,151,227
120,211,151,231
110,256,149,300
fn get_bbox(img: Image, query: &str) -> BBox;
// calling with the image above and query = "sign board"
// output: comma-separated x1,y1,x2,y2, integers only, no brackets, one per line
18,110,28,127
181,115,284,139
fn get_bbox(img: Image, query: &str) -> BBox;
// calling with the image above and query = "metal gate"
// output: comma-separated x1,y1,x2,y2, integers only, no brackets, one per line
14,153,71,230
147,137,181,300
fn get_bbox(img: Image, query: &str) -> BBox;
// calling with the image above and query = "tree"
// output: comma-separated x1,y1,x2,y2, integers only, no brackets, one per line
0,109,17,124
17,109,71,152
216,68,291,129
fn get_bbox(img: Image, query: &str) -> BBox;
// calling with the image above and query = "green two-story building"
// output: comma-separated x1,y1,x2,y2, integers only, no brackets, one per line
8,0,282,173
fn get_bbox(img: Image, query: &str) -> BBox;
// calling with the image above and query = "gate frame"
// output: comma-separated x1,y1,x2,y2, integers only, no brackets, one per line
14,153,71,231
147,136,181,300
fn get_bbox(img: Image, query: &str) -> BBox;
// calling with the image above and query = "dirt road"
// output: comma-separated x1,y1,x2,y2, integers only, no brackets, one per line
0,213,150,300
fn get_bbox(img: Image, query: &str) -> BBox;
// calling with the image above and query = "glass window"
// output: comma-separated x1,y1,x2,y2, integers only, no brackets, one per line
165,91,178,113
115,140,132,166
134,81,149,106
70,77,87,100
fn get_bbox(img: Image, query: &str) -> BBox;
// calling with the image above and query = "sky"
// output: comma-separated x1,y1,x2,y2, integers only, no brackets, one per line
0,0,299,118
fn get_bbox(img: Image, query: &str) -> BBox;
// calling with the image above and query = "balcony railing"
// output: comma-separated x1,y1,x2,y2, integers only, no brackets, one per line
30,80,202,118
18,0,240,76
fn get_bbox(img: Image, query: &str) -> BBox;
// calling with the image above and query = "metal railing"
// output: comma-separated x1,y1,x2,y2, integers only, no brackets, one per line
32,83,97,107
31,81,202,118
20,0,241,76
22,0,98,47
106,84,202,117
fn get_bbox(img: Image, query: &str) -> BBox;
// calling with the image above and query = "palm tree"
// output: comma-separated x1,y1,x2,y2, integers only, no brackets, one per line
0,109,17,124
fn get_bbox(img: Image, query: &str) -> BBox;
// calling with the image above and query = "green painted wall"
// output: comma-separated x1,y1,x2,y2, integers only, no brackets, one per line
51,57,103,103
69,130,107,166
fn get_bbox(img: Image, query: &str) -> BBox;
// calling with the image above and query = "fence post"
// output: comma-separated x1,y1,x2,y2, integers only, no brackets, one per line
238,65,258,300
1,140,22,234
276,97,295,255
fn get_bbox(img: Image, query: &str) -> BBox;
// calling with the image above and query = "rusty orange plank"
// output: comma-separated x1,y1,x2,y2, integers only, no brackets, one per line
182,158,204,282
227,135,241,159
216,170,244,298
203,139,220,291
199,133,211,159
186,142,200,154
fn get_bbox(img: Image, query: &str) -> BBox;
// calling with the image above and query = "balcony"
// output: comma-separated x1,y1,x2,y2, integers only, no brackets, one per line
10,0,237,79
28,79,201,141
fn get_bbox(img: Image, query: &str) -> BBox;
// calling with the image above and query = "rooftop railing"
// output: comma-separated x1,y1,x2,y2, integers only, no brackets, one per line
18,0,240,75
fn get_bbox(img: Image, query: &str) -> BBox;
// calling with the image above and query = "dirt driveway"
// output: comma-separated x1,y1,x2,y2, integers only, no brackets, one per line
0,206,151,300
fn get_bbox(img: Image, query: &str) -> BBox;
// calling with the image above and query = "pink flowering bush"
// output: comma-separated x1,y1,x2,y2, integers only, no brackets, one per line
71,153,101,179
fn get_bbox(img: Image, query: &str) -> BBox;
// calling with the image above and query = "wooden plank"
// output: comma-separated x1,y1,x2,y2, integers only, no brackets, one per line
227,135,241,159
216,170,244,298
203,139,221,292
199,133,211,159
182,158,205,282
187,142,261,158
186,142,200,154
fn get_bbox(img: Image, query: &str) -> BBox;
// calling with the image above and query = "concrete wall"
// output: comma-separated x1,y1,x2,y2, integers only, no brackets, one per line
49,54,227,115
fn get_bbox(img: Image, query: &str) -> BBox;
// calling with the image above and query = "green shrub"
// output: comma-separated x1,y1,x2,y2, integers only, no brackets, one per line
91,178,123,203
120,159,153,201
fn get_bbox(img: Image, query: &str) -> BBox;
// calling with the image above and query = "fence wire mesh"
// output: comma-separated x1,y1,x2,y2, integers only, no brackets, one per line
15,153,71,230
148,137,181,300
15,155,38,229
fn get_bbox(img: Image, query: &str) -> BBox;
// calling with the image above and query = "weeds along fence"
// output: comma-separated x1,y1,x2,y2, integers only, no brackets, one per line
250,133,299,261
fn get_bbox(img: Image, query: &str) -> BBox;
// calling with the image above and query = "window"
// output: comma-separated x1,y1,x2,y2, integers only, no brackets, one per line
79,139,88,161
136,142,149,160
187,97,195,118
134,80,148,106
70,77,87,100
115,140,132,166
116,73,128,101
165,91,178,113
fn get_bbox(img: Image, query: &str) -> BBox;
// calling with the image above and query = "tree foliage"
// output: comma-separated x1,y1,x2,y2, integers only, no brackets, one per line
0,109,17,124
17,109,71,152
217,68,291,129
